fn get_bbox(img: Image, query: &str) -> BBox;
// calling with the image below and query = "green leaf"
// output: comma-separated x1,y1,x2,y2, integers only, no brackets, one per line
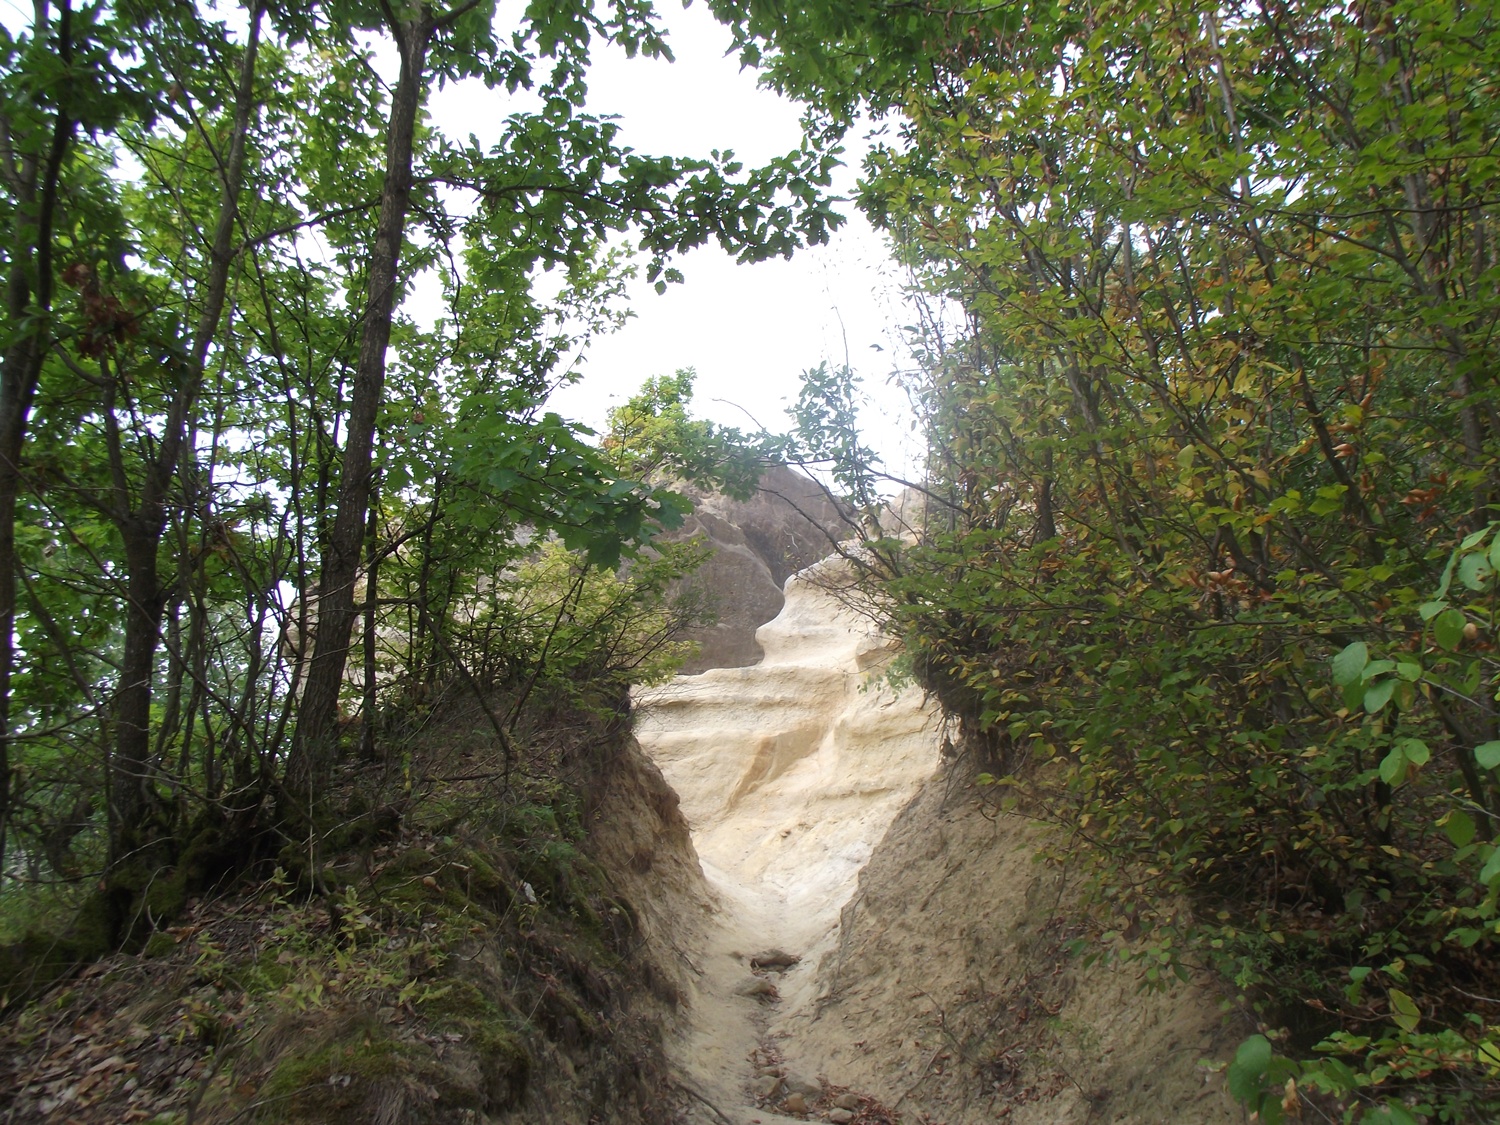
1460,552,1492,590
1362,1103,1419,1125
1308,495,1343,516
1395,680,1417,712
1378,748,1407,785
1436,554,1457,600
1433,608,1467,651
1394,737,1428,766
1388,988,1419,1032
1226,1034,1272,1103
1341,680,1366,712
1480,846,1500,888
1479,1039,1500,1071
1477,741,1500,770
1444,810,1476,848
1331,642,1368,687
1461,526,1491,550
1363,678,1395,714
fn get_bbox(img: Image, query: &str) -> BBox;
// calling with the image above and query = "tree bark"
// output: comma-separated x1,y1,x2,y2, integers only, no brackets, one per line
286,11,434,805
0,0,75,879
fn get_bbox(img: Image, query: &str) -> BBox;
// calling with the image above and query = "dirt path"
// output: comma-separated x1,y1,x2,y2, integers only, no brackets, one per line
634,557,943,1124
634,555,1243,1125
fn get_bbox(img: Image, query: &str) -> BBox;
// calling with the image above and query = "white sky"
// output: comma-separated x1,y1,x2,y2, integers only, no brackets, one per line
427,1,922,473
0,0,923,475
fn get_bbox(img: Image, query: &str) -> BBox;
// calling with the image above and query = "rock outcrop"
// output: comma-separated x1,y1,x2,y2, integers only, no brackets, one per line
634,553,941,1122
637,554,938,955
667,465,852,673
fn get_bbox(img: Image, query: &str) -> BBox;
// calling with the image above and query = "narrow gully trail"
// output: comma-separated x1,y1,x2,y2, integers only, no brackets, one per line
633,557,943,1124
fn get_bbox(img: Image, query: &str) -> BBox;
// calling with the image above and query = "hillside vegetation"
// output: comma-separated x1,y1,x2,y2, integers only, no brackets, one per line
720,0,1500,1120
5,0,1500,1123
0,0,818,957
1,693,702,1123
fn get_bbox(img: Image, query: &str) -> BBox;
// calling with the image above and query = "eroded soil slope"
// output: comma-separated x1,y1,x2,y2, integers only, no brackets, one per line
0,714,707,1125
777,771,1246,1124
635,557,1246,1124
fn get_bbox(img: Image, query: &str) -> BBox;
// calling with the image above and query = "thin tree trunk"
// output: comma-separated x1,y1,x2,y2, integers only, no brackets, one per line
361,471,379,761
0,0,75,878
287,11,434,804
107,4,263,860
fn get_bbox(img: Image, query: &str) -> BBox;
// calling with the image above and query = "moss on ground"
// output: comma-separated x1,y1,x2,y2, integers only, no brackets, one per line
257,1013,411,1117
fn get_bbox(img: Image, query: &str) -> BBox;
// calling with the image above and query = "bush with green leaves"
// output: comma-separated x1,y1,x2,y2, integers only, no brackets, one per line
733,0,1500,1117
445,538,713,710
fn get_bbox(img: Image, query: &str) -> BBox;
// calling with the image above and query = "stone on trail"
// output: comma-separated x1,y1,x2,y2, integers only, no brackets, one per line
782,1091,808,1114
782,1071,820,1098
750,949,801,970
828,1110,856,1124
833,1092,860,1110
735,976,779,998
752,1074,784,1099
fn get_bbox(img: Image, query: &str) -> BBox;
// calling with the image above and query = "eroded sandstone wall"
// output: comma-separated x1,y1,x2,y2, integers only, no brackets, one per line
632,538,1244,1125
667,466,852,673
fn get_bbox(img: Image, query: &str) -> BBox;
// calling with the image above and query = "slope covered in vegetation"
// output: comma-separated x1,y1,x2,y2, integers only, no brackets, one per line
717,0,1500,1119
1,691,705,1123
7,0,1500,1122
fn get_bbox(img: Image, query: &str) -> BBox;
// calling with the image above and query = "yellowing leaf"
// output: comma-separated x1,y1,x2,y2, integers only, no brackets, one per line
1388,988,1420,1033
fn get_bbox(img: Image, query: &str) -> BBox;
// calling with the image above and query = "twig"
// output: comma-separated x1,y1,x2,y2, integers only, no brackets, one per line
892,1045,947,1109
674,1079,738,1125
1454,986,1500,1005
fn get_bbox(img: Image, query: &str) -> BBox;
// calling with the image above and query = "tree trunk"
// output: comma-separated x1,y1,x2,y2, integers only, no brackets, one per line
360,471,379,762
105,4,263,861
108,532,168,853
287,12,433,805
0,0,75,878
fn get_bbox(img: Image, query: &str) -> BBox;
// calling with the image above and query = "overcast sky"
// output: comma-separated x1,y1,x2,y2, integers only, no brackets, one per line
0,0,924,474
429,1,922,473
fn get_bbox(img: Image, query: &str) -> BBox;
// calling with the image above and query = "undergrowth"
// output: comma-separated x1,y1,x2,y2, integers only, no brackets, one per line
0,690,681,1124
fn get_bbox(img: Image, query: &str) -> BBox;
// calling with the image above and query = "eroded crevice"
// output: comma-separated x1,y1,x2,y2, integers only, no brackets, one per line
634,555,942,1124
633,551,1244,1125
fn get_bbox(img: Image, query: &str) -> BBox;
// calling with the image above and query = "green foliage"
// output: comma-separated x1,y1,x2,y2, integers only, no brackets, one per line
787,362,882,512
751,0,1500,1118
0,0,844,909
603,369,773,499
442,538,712,707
